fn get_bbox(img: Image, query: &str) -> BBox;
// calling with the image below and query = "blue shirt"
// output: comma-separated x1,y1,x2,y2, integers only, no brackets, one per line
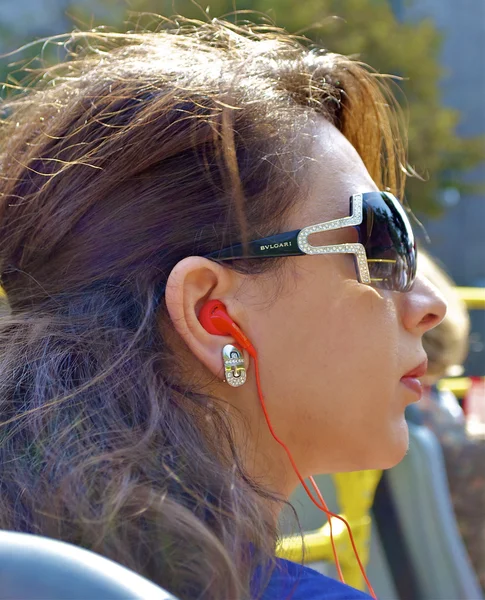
260,557,373,599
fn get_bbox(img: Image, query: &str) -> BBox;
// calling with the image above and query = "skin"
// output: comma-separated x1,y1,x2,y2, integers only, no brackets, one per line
165,117,447,501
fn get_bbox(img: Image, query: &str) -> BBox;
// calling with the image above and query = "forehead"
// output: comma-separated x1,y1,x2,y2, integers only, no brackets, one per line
289,117,378,227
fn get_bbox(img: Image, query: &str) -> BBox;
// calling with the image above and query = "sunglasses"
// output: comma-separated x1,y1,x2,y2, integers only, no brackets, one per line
205,192,417,293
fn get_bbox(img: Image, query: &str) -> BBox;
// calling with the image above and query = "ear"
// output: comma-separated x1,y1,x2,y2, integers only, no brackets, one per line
164,256,244,381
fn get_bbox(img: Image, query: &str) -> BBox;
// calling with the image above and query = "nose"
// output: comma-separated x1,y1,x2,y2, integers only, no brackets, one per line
401,273,447,335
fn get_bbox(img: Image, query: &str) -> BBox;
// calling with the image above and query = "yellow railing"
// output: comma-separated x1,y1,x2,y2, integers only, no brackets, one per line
278,286,485,591
277,470,382,591
455,286,485,310
438,376,485,398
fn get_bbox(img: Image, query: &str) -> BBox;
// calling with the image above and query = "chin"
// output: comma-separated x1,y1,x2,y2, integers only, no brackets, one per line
379,422,410,470
355,421,410,471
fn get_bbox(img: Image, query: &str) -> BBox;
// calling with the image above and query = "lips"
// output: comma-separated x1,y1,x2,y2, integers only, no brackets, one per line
402,358,428,379
400,358,428,398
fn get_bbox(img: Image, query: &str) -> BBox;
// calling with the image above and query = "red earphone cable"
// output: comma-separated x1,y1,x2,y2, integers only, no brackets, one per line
249,347,377,599
199,301,376,597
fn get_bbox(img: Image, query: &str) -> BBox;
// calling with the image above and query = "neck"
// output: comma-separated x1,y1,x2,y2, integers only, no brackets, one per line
207,377,302,513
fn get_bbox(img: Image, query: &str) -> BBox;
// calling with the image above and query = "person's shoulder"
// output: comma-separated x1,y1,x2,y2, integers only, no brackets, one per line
260,557,373,600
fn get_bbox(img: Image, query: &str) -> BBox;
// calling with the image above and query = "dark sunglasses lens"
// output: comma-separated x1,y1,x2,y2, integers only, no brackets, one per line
358,192,416,292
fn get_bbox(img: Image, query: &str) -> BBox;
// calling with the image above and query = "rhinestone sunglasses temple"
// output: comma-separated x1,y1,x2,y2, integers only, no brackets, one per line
205,193,375,285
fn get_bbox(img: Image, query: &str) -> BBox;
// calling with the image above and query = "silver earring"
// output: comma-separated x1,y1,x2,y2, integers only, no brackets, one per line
222,344,246,387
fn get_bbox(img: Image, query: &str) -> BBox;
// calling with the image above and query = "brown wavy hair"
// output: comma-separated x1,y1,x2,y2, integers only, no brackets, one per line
0,17,406,600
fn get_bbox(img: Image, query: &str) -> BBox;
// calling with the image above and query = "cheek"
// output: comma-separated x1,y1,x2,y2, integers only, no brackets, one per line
251,279,406,472
262,281,398,396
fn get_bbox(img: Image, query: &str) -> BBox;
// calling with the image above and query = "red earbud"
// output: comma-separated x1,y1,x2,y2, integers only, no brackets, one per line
199,299,256,357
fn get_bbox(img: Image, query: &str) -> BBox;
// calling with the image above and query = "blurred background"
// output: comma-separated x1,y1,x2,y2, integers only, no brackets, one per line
0,1,484,599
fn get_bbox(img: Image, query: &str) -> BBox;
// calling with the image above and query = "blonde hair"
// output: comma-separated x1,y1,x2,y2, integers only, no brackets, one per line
420,251,470,379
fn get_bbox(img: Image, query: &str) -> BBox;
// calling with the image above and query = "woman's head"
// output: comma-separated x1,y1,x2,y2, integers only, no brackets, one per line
0,17,445,599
